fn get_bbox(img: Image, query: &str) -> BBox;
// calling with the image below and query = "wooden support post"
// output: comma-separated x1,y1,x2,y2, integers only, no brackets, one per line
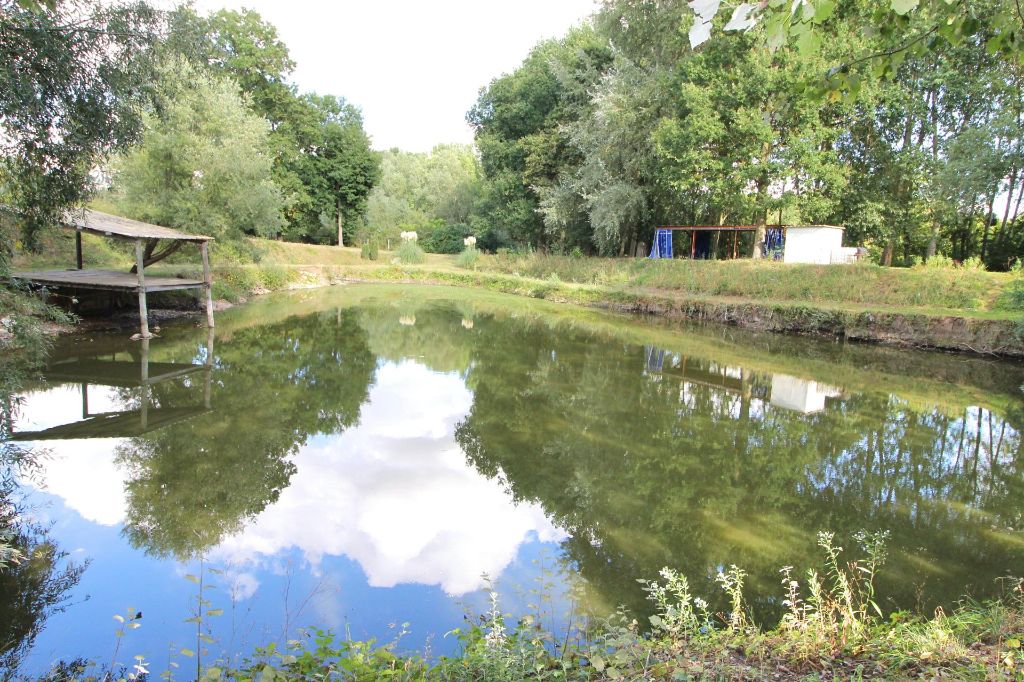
134,239,151,339
140,337,150,429
200,241,215,328
732,231,738,259
75,231,83,269
81,383,89,418
690,231,696,259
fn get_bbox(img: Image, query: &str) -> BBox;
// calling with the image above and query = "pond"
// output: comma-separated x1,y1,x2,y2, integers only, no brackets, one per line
3,283,1024,675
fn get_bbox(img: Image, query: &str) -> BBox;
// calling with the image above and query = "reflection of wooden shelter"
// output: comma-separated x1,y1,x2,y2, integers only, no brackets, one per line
13,209,215,339
9,334,213,441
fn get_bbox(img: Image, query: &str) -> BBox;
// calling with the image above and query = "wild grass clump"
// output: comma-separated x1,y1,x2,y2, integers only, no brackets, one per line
396,240,426,264
456,246,480,269
360,239,380,261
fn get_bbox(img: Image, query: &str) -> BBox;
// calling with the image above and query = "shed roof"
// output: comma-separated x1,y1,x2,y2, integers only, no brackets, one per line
63,209,213,242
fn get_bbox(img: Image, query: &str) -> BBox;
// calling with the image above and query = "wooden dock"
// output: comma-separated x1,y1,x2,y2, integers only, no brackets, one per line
12,209,215,339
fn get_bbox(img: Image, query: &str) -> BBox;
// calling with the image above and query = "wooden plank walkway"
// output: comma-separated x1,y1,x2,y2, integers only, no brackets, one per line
12,268,204,292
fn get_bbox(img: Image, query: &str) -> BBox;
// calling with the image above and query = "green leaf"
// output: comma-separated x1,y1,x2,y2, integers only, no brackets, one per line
591,654,605,672
180,648,195,658
206,609,224,617
766,15,786,52
184,574,200,584
813,0,835,23
890,0,919,16
797,30,821,55
1008,638,1021,649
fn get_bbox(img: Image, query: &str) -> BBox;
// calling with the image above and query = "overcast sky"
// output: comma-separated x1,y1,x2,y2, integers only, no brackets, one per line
190,0,599,152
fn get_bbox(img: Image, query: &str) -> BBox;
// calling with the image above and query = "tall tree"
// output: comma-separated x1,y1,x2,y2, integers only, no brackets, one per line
111,59,286,241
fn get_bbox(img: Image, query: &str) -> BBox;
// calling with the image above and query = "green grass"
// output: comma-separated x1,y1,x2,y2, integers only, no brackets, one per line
474,252,1011,314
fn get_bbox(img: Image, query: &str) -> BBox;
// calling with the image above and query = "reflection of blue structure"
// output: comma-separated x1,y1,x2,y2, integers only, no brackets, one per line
645,345,667,372
649,228,673,258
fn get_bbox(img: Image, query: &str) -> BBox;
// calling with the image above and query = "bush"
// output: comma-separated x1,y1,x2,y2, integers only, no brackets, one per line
422,223,473,254
456,246,480,269
360,240,379,261
396,240,426,264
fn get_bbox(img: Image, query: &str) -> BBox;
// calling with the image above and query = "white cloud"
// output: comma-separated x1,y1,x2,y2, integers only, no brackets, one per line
15,385,129,526
210,361,566,595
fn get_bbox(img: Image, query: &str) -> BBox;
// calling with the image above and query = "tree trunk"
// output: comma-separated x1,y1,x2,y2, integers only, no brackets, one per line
882,241,894,267
926,214,940,259
337,209,344,247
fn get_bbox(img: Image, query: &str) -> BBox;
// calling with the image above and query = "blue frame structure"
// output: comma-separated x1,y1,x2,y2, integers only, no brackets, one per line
649,228,674,259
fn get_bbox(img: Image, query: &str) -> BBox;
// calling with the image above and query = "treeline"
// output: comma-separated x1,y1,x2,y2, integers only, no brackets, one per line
7,1,1024,269
465,0,1024,269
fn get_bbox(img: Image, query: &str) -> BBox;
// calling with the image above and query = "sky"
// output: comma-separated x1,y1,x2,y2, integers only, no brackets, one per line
190,0,600,152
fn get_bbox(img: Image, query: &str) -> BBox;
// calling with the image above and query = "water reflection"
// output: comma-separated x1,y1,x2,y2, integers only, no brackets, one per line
4,285,1024,673
210,361,564,596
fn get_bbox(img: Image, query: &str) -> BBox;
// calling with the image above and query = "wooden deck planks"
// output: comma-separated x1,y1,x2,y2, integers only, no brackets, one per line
12,268,205,292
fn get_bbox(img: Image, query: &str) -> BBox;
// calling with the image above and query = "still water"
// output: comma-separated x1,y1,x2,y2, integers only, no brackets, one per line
3,284,1024,675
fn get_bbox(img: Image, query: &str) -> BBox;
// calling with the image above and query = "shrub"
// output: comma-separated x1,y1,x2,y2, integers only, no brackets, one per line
396,240,426,264
360,240,379,261
423,223,473,254
916,254,950,269
961,256,986,271
456,246,480,269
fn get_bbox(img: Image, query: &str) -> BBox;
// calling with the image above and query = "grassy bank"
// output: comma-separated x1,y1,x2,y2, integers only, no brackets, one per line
12,236,1024,356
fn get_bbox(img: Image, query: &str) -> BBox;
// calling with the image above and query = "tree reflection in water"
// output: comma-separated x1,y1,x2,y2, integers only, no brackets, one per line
5,287,1024,670
114,308,376,559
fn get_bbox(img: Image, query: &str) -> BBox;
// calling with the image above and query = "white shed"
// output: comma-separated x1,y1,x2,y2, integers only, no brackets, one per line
782,225,845,264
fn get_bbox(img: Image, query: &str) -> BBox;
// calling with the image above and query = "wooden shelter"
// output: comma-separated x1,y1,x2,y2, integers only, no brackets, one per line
13,209,215,338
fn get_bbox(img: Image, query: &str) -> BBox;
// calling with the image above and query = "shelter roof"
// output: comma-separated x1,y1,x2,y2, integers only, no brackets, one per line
63,209,213,242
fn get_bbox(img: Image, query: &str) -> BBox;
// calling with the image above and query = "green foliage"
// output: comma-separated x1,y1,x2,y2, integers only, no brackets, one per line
396,240,426,264
0,0,160,247
456,246,481,269
109,59,286,242
423,223,473,254
366,144,483,241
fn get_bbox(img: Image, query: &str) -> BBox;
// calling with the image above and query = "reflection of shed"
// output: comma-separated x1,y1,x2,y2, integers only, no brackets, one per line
13,209,214,339
769,374,842,414
9,335,213,441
